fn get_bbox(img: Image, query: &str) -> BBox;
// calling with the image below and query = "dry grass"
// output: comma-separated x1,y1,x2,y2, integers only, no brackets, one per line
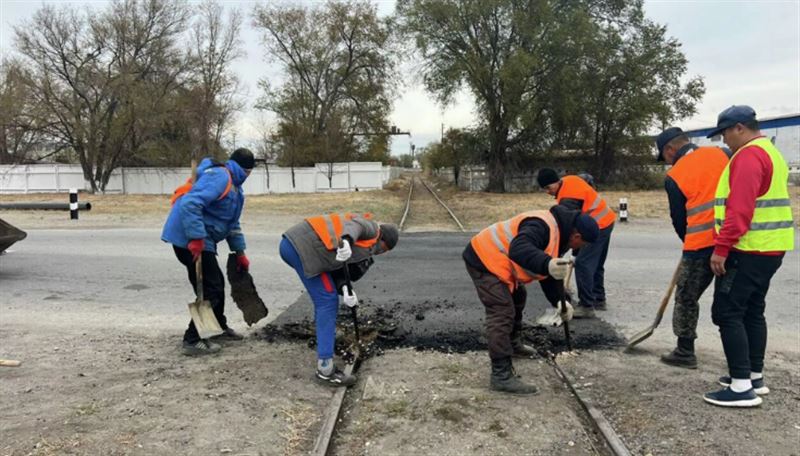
0,182,408,229
246,188,406,223
2,183,797,230
280,404,319,456
432,180,800,230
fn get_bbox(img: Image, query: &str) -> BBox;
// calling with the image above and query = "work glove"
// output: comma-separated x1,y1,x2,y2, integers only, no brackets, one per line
187,239,204,262
342,285,358,308
547,257,571,280
236,252,250,272
336,239,352,262
536,301,574,327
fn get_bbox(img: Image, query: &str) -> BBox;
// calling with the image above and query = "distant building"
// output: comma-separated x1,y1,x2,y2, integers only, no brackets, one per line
683,113,800,167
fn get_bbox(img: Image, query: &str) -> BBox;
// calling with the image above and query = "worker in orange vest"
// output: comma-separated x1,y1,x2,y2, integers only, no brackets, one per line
537,169,616,319
655,127,730,369
463,205,599,395
280,213,399,387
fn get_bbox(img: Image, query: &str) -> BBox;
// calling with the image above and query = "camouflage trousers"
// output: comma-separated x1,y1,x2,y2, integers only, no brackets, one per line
672,256,715,340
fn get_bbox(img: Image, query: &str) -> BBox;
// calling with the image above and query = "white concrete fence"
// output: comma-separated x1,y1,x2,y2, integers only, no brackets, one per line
0,162,403,194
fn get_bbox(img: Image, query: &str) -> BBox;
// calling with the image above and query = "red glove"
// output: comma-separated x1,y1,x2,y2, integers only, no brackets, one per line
187,239,204,262
236,253,250,272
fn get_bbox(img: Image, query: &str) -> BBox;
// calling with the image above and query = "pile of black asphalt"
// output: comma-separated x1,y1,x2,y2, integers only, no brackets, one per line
261,233,624,358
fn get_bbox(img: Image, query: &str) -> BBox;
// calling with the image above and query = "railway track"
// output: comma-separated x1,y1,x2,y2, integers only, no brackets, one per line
311,172,631,456
399,173,465,232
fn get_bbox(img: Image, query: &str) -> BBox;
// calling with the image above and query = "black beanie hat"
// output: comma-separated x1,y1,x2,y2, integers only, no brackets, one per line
230,148,255,170
379,224,399,250
574,213,599,243
537,168,560,188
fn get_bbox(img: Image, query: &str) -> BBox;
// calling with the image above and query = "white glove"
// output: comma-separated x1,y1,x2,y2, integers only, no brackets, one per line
342,285,358,308
336,239,352,262
536,301,574,327
547,258,570,280
558,300,574,323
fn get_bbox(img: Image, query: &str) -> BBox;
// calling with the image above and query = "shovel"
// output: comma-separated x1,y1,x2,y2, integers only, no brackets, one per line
188,254,224,339
626,261,682,350
185,158,223,340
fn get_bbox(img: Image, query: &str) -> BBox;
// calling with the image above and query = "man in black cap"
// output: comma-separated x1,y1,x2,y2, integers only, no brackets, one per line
654,127,730,369
536,168,616,319
701,106,794,407
463,205,598,395
162,148,256,355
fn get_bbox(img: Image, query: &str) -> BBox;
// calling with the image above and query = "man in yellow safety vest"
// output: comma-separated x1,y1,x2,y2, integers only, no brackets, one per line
702,106,794,408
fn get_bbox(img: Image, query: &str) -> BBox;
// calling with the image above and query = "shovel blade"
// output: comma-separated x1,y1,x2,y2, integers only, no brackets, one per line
188,299,224,339
625,326,655,350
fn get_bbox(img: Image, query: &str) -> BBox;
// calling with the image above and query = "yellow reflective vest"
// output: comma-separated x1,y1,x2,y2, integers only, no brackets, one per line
714,137,794,252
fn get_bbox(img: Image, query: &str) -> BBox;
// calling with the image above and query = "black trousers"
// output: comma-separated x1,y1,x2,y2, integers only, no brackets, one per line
466,263,527,360
174,246,228,343
711,251,783,379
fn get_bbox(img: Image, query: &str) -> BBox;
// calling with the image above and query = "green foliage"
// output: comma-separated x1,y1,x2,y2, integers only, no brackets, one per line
254,0,397,171
398,0,703,191
423,127,485,184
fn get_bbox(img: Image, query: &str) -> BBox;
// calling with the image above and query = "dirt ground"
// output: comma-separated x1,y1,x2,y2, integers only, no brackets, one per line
557,345,800,456
2,184,799,456
332,349,606,456
0,328,338,456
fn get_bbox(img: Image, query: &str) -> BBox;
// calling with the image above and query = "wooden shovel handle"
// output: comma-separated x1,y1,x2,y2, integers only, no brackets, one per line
653,261,682,326
196,255,204,302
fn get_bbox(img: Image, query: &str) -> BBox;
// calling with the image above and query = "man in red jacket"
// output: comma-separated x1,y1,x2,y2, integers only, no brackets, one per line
702,105,794,408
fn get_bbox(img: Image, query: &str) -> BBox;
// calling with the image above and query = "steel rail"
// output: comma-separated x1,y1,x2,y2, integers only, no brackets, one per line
415,175,465,232
398,173,415,231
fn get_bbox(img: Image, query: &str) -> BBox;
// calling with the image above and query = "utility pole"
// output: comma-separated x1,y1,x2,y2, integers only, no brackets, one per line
441,123,444,142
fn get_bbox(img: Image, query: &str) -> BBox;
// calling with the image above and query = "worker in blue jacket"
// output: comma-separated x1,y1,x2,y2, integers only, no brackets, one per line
162,148,255,356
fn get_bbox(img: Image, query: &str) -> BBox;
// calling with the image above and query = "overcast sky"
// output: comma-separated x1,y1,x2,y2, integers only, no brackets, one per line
1,0,798,156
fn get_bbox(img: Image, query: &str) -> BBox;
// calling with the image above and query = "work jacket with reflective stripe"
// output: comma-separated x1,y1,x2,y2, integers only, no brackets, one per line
714,137,794,252
283,213,380,278
470,210,559,291
666,146,729,251
306,213,380,251
556,175,616,229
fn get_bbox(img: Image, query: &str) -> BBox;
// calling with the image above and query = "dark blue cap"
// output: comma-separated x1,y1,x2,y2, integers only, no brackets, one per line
574,213,599,243
706,105,757,138
655,127,685,161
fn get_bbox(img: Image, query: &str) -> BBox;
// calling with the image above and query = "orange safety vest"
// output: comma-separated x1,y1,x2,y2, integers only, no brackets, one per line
666,146,729,251
306,213,379,251
556,175,616,229
470,210,560,291
170,168,233,206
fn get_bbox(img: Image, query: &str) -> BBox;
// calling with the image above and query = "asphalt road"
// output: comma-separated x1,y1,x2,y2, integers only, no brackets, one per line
1,223,798,354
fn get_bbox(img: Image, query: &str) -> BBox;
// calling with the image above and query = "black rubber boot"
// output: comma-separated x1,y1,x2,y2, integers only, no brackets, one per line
511,333,536,358
660,337,697,369
490,357,538,395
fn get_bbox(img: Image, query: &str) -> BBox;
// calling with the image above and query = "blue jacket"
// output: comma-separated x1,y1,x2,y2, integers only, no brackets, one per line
161,158,248,253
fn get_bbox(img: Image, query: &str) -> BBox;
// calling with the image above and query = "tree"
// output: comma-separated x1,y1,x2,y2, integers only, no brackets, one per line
397,0,589,191
579,16,704,182
253,0,397,174
422,128,483,184
398,0,701,190
0,59,46,164
186,0,244,159
14,0,190,192
397,153,414,168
